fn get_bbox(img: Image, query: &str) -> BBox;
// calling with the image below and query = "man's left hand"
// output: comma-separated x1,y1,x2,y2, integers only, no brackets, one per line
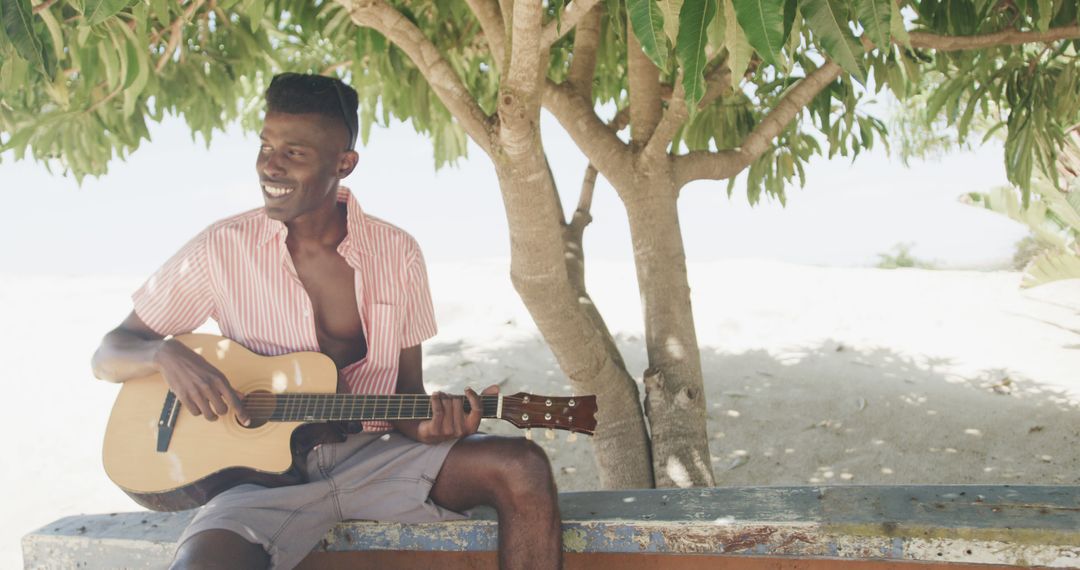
414,385,499,444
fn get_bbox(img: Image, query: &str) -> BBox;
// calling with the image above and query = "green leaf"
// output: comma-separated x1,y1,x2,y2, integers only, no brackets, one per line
1035,0,1053,30
801,0,867,83
1022,249,1080,288
149,0,170,21
83,0,132,26
724,0,752,86
36,4,63,63
782,0,797,42
676,0,718,106
857,0,890,49
606,0,624,41
628,0,669,68
98,40,119,89
658,0,684,44
732,0,784,66
115,14,148,90
1,0,53,76
889,1,910,48
247,0,264,32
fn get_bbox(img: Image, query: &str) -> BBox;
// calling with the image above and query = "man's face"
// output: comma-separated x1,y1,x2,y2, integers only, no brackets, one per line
256,111,356,222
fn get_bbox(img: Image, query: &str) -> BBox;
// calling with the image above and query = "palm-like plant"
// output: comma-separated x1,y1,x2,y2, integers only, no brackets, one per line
965,127,1080,288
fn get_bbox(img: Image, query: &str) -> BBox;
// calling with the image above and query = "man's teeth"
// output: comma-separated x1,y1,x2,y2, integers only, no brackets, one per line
264,185,293,197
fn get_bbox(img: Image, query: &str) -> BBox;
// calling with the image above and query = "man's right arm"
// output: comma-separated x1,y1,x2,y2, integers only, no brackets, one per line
91,310,171,382
92,311,249,423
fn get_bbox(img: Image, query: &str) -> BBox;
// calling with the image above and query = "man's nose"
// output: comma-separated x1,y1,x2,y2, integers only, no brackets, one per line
260,151,286,178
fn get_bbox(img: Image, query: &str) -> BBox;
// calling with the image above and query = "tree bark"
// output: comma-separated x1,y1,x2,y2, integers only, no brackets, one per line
620,167,716,488
491,145,655,488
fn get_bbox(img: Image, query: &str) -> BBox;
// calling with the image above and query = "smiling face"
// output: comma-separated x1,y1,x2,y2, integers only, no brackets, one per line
256,111,358,222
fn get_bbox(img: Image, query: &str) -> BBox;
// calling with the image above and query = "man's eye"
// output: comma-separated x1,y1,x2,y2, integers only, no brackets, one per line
288,150,304,158
259,145,272,153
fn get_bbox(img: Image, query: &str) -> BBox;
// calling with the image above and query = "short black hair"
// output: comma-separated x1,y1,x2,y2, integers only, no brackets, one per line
265,73,359,150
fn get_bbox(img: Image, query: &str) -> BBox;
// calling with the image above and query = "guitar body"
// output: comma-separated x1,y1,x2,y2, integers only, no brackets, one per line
103,334,597,512
102,334,342,511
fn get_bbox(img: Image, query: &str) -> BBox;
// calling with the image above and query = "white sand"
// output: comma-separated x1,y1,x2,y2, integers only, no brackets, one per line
3,260,1079,567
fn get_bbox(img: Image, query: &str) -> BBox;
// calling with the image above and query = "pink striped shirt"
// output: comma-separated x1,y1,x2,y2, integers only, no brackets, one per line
132,187,438,431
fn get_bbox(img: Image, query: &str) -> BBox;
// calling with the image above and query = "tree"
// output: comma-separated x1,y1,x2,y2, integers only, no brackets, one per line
3,0,1079,488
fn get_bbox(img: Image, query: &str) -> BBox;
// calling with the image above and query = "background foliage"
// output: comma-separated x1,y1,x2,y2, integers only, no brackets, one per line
1,0,1078,207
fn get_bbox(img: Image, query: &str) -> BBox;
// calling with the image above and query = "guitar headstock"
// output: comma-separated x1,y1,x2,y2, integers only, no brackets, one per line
499,392,597,435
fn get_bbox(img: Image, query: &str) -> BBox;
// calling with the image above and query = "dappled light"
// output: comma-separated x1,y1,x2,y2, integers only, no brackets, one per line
663,335,685,360
665,456,693,489
688,339,1080,487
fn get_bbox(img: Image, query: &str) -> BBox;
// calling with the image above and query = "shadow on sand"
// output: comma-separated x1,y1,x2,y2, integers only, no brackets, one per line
421,334,1080,490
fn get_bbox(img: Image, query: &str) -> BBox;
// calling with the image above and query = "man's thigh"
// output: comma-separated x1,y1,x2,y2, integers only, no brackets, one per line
430,434,556,512
172,529,269,570
330,431,469,523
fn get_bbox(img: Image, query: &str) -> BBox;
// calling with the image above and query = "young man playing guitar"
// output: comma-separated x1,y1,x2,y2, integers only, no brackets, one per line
92,73,563,569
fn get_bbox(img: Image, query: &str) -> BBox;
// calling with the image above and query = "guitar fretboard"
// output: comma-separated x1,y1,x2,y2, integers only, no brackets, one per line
243,394,501,422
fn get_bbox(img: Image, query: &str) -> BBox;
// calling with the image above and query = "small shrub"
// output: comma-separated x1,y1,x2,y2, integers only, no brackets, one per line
876,243,935,269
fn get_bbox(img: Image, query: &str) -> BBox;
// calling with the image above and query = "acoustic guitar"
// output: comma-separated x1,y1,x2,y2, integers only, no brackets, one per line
102,334,597,511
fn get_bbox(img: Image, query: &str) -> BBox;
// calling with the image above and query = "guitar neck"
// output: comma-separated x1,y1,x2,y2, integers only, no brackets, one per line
247,394,502,423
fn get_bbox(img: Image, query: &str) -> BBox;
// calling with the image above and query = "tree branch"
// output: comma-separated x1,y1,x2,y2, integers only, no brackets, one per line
542,0,604,47
31,0,58,14
465,0,506,74
562,163,597,291
666,25,1080,188
321,60,354,75
154,0,205,72
339,0,497,155
908,25,1080,51
501,0,544,106
673,61,842,188
610,104,631,132
544,79,635,188
496,0,545,153
566,3,602,97
627,33,662,146
570,106,628,235
642,58,731,163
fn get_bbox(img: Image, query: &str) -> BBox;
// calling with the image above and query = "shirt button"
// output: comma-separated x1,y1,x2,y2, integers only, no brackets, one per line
303,309,311,317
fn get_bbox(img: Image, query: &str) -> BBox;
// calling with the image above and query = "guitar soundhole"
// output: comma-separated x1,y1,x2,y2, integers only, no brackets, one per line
239,390,275,429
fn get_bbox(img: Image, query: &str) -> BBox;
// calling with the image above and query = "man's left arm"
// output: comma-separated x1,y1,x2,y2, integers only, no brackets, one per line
391,345,497,443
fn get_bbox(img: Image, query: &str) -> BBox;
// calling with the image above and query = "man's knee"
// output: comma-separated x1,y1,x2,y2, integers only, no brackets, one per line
171,529,270,570
493,438,557,505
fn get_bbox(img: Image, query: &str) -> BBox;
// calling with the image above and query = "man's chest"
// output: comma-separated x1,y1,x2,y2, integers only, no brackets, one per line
290,251,368,369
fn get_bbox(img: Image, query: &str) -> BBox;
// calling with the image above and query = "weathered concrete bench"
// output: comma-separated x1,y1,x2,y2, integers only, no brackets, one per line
23,486,1080,569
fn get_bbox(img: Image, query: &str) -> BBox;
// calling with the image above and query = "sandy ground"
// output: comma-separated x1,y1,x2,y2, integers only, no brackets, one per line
3,260,1079,567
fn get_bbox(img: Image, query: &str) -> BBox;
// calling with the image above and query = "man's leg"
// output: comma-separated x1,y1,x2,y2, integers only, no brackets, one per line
171,529,270,570
430,435,562,570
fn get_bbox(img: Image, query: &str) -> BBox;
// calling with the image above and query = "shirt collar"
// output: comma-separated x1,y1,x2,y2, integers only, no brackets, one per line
257,186,373,258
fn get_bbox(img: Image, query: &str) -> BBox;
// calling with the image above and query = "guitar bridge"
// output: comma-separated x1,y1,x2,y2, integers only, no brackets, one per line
156,391,180,452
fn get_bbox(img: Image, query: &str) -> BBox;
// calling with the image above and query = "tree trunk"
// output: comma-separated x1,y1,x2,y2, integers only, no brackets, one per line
490,148,655,488
622,171,715,488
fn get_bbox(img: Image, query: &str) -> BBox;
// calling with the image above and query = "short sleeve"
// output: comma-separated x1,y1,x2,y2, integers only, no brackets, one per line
401,244,438,347
132,229,215,336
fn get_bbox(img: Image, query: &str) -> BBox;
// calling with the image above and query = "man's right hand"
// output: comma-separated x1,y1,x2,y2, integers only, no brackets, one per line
153,339,250,424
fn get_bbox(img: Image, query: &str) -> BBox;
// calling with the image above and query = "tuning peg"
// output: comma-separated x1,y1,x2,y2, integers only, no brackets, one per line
524,429,533,441
545,428,555,440
567,432,578,443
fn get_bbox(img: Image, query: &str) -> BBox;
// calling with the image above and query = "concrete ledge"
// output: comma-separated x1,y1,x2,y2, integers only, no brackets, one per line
23,486,1080,569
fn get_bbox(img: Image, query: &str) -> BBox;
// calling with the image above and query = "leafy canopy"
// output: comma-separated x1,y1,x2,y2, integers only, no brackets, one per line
1,0,1078,207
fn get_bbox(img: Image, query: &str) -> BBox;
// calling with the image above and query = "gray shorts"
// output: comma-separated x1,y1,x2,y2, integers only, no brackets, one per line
176,431,468,569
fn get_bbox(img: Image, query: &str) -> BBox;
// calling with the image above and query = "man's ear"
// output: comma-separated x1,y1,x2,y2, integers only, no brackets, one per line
338,150,359,179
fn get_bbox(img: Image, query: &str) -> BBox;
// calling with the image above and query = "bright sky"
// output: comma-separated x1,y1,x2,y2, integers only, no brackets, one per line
0,110,1028,275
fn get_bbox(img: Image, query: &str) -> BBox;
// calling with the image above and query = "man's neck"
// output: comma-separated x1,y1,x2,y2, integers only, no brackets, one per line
285,200,349,251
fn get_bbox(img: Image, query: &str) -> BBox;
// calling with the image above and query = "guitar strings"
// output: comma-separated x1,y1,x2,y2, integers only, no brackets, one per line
235,396,536,409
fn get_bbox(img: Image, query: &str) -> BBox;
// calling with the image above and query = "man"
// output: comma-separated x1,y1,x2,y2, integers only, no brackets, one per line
91,73,562,569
